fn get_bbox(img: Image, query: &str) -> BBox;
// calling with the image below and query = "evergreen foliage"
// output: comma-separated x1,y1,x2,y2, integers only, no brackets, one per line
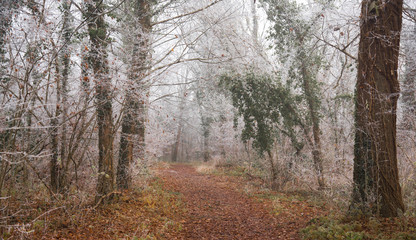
262,0,323,115
262,0,327,188
220,72,304,156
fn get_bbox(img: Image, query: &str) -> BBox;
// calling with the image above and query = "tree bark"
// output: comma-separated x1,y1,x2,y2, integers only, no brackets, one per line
351,0,405,217
267,150,279,190
251,0,258,43
202,116,210,162
196,88,211,162
300,52,325,189
51,59,62,193
88,0,115,203
171,125,182,162
59,0,72,193
116,0,151,190
0,1,21,84
172,94,186,162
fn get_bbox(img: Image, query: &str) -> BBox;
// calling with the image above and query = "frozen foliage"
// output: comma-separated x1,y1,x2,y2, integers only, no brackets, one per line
0,0,415,235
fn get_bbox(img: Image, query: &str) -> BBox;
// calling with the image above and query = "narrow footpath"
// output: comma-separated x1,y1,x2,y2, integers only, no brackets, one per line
158,164,324,240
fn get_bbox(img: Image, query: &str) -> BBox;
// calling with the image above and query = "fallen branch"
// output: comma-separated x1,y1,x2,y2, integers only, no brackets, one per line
31,206,66,223
92,191,121,209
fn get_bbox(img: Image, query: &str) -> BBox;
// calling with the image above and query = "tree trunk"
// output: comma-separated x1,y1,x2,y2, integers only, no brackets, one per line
251,0,258,43
88,0,115,203
50,117,60,193
351,0,405,217
117,103,135,189
51,59,62,193
0,1,21,84
267,150,279,190
75,5,92,186
172,96,186,162
172,125,182,162
202,117,210,162
58,0,71,194
0,1,24,193
116,0,151,190
300,54,325,189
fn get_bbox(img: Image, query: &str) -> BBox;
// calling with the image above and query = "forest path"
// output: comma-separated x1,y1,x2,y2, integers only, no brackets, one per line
157,164,322,240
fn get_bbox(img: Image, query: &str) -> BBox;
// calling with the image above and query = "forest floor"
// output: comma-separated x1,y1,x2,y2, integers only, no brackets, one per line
157,163,326,240
8,162,416,239
21,162,326,239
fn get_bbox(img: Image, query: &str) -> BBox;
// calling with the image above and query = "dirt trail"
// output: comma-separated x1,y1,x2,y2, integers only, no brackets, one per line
158,164,318,240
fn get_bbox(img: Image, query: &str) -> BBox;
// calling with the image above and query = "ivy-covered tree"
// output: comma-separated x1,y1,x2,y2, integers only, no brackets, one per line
116,0,152,190
220,72,303,188
262,0,326,188
0,1,21,84
0,0,23,193
87,0,115,203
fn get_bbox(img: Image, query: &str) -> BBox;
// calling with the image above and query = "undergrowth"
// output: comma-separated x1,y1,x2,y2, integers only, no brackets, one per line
203,160,416,240
301,216,416,240
2,176,184,239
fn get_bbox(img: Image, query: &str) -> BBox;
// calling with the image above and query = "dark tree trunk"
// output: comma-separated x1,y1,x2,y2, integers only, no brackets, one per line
0,1,22,50
267,150,279,190
351,0,405,217
116,0,151,190
88,0,115,203
117,107,135,189
50,116,60,193
59,0,72,193
80,4,91,125
0,1,20,84
171,126,182,162
202,117,210,162
73,4,92,186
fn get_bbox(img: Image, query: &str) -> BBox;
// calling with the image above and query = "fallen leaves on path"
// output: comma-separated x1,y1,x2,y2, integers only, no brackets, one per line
158,164,326,240
21,163,326,239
